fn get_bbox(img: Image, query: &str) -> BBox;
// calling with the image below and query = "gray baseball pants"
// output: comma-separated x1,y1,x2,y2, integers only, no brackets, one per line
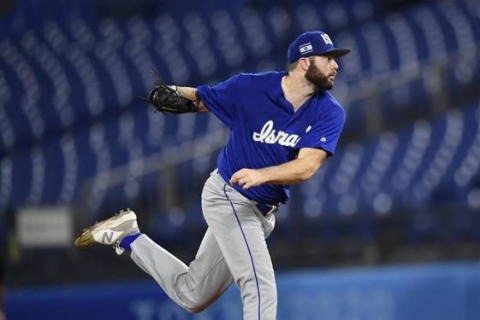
130,170,277,320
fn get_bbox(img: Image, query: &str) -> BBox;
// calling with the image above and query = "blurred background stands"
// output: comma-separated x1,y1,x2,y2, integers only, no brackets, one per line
1,0,480,286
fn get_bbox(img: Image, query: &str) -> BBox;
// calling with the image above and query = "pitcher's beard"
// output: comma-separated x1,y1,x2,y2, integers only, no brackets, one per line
305,63,335,90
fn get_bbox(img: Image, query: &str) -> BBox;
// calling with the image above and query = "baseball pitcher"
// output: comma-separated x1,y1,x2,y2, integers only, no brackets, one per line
75,31,350,320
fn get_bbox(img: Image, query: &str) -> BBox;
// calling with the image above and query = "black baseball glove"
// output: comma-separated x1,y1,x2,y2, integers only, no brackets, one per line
148,84,199,114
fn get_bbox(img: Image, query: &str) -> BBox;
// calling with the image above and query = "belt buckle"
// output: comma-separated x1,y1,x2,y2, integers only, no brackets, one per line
253,201,280,216
266,204,279,215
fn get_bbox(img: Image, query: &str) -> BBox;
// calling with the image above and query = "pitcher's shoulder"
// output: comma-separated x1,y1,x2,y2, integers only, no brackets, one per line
236,71,285,83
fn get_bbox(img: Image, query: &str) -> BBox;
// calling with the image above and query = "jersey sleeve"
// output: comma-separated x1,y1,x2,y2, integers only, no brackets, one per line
196,74,241,128
296,104,345,156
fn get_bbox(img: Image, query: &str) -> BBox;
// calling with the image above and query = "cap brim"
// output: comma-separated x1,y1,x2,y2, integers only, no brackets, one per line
322,48,351,58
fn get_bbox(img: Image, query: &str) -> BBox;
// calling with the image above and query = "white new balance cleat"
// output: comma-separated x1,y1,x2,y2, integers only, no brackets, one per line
74,209,140,255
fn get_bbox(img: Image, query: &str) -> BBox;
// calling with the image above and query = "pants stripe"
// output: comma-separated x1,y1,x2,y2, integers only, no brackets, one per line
223,184,261,320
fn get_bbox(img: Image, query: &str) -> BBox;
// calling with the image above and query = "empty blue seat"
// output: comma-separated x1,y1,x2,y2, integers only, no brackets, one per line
0,157,13,210
10,149,33,207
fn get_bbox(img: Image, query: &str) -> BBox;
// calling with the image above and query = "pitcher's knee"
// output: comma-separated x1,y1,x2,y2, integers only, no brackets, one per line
177,294,211,313
184,304,206,314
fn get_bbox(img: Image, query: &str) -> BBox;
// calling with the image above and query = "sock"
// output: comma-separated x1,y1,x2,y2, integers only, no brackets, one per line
119,233,141,252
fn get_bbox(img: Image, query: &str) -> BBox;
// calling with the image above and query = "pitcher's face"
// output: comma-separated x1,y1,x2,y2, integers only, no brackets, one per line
304,55,339,90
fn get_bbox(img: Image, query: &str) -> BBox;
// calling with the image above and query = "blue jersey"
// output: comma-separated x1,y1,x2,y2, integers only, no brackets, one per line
196,71,345,204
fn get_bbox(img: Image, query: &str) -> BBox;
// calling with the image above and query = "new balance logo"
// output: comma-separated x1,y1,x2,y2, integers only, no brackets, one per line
102,231,114,243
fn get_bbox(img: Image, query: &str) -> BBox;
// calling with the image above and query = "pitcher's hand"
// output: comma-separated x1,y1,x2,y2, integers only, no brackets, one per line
230,169,266,190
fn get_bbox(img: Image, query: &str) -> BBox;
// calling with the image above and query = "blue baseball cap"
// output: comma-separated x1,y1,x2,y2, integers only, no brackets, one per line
287,31,351,64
